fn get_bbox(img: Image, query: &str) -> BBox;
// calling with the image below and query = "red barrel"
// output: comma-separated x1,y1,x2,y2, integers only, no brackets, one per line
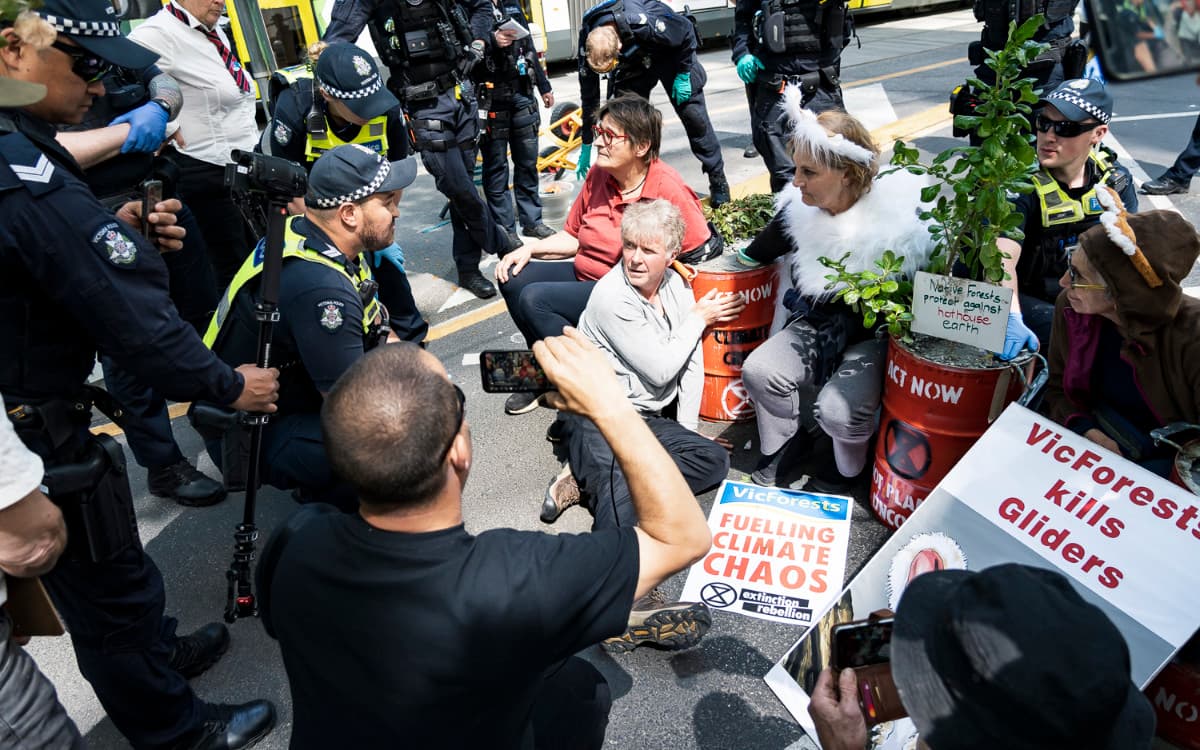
870,336,1027,529
688,255,779,422
1147,661,1200,749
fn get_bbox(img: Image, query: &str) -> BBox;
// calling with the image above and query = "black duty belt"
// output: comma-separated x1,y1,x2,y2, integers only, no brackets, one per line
6,385,126,452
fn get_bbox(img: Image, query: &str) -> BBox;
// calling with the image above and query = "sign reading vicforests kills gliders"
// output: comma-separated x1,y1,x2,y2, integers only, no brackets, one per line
680,480,852,625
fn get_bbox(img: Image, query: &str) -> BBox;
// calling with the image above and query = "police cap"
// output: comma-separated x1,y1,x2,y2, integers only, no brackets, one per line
306,144,416,208
1040,78,1112,125
315,42,399,122
35,0,159,71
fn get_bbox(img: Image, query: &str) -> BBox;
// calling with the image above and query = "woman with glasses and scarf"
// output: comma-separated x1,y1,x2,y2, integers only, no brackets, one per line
493,93,714,416
1043,200,1200,476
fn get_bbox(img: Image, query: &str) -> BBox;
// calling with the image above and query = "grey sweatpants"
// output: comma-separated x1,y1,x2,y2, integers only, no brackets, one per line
742,320,887,476
0,610,84,749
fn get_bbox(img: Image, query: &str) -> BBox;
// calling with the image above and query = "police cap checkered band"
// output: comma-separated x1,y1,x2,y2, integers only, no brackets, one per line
1046,90,1109,123
310,155,390,208
319,76,383,101
1042,79,1112,124
40,13,121,36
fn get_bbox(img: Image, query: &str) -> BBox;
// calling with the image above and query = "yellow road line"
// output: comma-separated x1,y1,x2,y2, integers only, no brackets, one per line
92,402,191,437
844,57,968,89
426,299,509,342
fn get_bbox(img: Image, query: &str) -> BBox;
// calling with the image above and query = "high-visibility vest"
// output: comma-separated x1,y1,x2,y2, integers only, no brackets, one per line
1032,149,1114,228
268,67,390,161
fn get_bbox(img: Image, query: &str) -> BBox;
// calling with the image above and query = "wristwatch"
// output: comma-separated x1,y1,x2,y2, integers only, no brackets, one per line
151,98,171,115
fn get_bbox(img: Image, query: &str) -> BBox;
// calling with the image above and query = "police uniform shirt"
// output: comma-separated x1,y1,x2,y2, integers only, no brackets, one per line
265,82,409,165
324,0,495,57
216,217,366,416
731,0,845,76
1009,157,1138,300
0,109,242,405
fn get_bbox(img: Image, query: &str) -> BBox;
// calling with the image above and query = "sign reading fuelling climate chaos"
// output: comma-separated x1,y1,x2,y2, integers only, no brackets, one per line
680,480,852,626
911,271,1012,353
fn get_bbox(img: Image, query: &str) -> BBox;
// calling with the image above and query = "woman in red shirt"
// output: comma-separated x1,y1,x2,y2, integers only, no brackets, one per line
494,93,712,415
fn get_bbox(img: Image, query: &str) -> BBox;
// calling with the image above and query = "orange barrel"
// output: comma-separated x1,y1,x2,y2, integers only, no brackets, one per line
870,337,1028,530
688,255,779,422
1147,642,1200,750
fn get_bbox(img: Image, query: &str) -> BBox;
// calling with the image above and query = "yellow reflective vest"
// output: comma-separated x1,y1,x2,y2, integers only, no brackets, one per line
270,67,390,162
1032,150,1115,228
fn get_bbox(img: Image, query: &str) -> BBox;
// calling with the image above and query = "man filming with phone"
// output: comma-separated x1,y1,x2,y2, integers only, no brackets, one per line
203,144,415,511
258,331,712,748
808,564,1154,750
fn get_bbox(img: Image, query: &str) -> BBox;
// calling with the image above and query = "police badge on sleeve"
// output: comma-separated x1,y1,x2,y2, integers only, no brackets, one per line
317,299,345,332
91,222,138,266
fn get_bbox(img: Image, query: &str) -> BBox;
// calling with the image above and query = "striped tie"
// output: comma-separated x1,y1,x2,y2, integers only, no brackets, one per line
166,2,251,94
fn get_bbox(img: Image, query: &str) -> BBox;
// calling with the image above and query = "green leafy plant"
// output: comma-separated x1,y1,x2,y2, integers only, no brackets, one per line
819,16,1049,339
703,192,775,244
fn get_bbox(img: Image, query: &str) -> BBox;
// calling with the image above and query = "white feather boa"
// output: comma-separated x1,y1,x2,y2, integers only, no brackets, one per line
767,169,936,331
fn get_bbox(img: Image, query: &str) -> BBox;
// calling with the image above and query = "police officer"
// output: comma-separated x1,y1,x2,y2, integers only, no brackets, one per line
475,0,556,244
58,64,231,508
996,79,1137,359
0,0,280,747
325,0,518,300
260,41,428,344
732,0,852,192
967,0,1085,94
205,145,415,511
576,0,730,206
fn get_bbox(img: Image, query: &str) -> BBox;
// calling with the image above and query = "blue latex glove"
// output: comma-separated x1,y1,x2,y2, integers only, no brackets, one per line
371,243,406,273
671,72,692,104
1000,312,1038,361
110,102,169,154
735,54,763,85
575,143,592,179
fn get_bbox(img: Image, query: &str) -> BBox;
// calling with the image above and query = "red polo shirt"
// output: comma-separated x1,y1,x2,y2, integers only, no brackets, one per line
565,159,710,282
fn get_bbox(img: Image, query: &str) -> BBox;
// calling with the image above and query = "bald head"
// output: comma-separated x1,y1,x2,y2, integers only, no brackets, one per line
321,344,462,510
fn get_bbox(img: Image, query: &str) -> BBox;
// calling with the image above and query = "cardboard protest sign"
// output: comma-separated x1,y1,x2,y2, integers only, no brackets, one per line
765,404,1200,749
680,480,852,626
911,272,1012,353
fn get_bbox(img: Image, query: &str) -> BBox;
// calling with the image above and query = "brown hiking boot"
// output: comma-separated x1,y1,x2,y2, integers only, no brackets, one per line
540,465,582,524
603,589,712,653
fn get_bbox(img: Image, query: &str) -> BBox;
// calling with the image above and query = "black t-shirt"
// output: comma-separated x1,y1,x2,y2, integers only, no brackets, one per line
267,515,639,749
1010,157,1137,302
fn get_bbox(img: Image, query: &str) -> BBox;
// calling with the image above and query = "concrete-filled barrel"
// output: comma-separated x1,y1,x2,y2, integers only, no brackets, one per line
870,337,1027,529
689,255,779,422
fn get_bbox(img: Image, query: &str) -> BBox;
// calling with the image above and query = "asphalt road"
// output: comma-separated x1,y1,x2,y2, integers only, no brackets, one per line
29,9,1200,749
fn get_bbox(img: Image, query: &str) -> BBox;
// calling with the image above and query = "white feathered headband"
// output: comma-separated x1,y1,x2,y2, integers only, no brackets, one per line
781,84,875,167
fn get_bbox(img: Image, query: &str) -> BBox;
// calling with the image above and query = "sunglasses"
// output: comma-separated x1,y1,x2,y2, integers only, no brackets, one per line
592,125,628,144
1034,113,1102,138
1065,247,1107,290
435,384,466,466
51,41,113,83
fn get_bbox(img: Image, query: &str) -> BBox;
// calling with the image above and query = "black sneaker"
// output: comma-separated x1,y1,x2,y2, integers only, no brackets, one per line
504,391,540,415
603,589,711,653
1140,176,1189,195
148,459,226,508
523,223,557,239
170,701,276,750
458,272,497,299
545,418,566,444
168,622,230,679
708,174,731,208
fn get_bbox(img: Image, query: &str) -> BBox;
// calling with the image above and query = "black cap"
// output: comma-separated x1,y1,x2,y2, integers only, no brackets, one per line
36,0,159,70
314,42,399,121
891,563,1154,750
1040,78,1113,124
306,144,416,208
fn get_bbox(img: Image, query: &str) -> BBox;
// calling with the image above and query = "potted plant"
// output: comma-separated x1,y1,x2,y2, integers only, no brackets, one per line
819,16,1050,528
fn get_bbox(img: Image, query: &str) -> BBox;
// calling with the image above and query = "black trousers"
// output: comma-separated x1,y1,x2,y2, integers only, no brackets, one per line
480,91,543,232
614,59,725,178
750,74,844,193
171,150,257,289
530,656,612,750
1164,111,1200,184
366,248,429,343
565,413,729,531
497,260,595,347
101,203,218,469
409,84,510,277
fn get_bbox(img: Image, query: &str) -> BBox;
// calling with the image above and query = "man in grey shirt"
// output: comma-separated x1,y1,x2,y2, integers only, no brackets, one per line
545,198,744,652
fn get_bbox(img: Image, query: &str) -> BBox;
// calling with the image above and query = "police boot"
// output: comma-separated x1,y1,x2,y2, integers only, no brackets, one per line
458,271,497,299
170,701,277,750
708,173,731,208
168,623,230,679
148,459,226,507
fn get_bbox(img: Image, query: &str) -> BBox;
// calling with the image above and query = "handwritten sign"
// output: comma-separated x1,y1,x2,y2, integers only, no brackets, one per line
911,271,1012,352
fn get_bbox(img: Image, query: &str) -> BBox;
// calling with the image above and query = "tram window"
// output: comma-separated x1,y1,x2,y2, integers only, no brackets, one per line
1087,0,1200,80
263,7,306,69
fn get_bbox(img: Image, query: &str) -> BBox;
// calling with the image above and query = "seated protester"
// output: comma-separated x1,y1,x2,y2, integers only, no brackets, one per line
494,93,716,416
546,199,743,652
260,40,426,344
204,145,414,510
258,332,712,749
808,564,1154,750
1043,203,1200,476
995,78,1137,359
739,93,935,491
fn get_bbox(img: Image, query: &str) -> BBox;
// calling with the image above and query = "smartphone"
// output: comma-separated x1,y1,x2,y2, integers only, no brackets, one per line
479,350,551,393
830,617,906,725
140,179,163,240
